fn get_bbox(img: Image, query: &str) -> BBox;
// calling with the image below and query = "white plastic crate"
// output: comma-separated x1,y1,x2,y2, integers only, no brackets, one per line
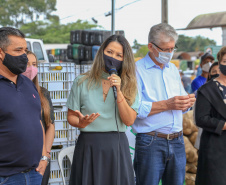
41,81,72,92
80,61,93,74
75,65,80,78
49,142,75,185
48,182,68,185
54,106,80,142
54,121,80,142
49,90,70,104
49,162,71,184
51,141,76,161
49,162,71,182
51,158,70,171
38,63,75,82
80,64,92,74
37,63,76,104
54,106,68,122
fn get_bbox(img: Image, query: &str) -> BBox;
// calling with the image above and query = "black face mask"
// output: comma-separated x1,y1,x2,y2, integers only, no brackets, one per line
2,52,28,75
219,64,226,76
103,54,123,73
209,74,219,80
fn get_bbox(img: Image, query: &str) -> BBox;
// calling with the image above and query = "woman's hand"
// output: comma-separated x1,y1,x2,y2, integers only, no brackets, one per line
74,110,100,128
108,74,121,92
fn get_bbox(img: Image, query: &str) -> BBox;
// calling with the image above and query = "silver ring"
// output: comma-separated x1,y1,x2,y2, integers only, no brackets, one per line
114,80,117,83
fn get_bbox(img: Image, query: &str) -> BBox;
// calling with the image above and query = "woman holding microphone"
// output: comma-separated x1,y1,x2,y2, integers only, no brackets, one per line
67,35,139,185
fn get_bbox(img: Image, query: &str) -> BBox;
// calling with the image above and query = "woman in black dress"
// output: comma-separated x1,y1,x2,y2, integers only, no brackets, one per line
195,46,226,185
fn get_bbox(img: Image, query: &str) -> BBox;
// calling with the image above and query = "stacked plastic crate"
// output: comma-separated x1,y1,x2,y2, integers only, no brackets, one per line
46,48,69,64
37,62,78,185
67,30,125,74
67,30,102,74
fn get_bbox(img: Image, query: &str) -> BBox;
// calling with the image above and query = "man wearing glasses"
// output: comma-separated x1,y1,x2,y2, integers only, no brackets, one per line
132,23,196,185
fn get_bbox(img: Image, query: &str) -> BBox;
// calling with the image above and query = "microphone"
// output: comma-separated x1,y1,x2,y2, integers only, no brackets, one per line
108,67,117,100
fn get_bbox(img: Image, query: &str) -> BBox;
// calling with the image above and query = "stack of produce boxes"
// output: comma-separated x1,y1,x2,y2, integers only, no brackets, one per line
67,30,104,74
38,62,78,185
67,30,124,74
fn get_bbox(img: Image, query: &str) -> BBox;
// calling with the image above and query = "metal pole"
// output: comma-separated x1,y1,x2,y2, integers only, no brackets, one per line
111,0,115,35
222,27,226,46
162,0,168,24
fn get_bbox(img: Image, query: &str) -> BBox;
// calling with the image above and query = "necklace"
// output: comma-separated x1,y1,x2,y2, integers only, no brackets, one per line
102,80,110,100
103,91,108,97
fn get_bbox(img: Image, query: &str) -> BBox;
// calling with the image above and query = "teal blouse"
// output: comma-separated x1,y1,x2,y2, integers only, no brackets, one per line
66,71,139,132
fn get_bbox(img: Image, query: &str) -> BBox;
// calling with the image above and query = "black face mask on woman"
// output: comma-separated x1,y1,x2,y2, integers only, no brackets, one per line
219,64,226,76
209,74,219,80
3,52,28,75
103,54,123,73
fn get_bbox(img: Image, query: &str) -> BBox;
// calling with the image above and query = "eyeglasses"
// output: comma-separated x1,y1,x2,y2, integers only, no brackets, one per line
151,42,177,53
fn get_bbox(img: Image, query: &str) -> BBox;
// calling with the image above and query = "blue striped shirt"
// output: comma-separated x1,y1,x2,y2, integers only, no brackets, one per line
132,53,187,134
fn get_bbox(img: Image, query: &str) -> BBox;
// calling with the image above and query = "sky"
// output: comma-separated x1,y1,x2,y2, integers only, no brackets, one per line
55,0,226,47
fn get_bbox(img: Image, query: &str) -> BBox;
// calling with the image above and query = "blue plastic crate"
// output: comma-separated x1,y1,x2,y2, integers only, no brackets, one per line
92,45,100,60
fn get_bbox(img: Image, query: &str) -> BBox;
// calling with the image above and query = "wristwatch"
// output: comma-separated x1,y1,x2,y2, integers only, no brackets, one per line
41,156,50,164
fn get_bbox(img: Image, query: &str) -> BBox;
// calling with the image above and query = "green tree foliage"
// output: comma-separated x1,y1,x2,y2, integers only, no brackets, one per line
176,35,216,52
132,39,149,58
134,45,149,58
133,35,217,58
132,39,142,50
20,19,100,43
0,0,57,27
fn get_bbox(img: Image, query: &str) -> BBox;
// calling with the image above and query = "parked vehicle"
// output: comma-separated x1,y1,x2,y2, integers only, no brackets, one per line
25,38,54,63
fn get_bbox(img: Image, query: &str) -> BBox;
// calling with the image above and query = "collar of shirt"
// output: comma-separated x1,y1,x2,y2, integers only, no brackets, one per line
0,74,24,90
0,75,5,80
198,75,207,80
144,52,169,69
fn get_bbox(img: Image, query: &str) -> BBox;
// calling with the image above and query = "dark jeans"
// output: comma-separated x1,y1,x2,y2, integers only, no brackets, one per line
134,133,186,185
0,169,42,185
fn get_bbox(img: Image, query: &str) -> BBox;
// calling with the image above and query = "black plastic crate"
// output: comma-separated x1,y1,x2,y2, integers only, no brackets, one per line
72,44,85,61
91,31,103,45
81,30,90,45
67,45,73,59
59,49,67,61
115,30,125,37
89,31,96,46
46,49,51,55
72,59,80,65
84,46,92,61
70,30,83,44
102,31,111,42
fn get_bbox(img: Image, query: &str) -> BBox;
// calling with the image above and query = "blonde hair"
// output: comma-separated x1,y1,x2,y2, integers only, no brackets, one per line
79,35,137,106
27,50,51,127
